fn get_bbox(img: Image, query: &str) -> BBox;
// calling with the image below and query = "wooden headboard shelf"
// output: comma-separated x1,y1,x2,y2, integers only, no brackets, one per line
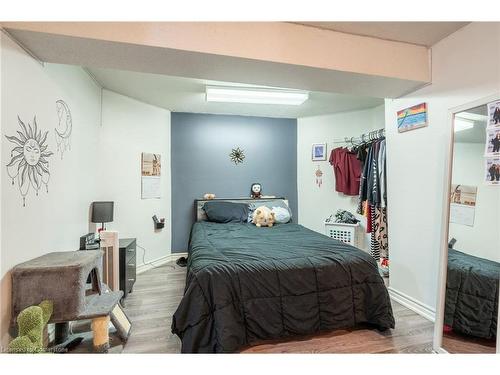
194,197,288,222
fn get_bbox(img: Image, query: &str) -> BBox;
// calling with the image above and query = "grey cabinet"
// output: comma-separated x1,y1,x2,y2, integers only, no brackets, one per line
119,238,136,300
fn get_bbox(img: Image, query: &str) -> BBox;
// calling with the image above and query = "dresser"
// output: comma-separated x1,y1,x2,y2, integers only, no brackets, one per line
119,238,136,301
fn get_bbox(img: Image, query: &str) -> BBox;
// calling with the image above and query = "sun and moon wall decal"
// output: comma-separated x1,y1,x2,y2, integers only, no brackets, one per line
4,100,73,207
54,99,73,159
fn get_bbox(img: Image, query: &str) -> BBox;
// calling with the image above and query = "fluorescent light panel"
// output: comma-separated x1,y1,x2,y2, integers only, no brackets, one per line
454,118,474,132
456,112,488,122
206,86,309,106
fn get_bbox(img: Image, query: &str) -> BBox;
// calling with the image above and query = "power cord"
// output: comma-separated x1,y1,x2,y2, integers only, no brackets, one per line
136,243,176,270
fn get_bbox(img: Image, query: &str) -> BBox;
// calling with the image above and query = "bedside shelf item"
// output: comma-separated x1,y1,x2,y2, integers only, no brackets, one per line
119,238,136,301
152,215,165,230
324,221,360,247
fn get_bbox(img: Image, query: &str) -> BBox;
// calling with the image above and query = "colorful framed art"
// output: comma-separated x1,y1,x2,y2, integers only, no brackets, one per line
397,103,428,133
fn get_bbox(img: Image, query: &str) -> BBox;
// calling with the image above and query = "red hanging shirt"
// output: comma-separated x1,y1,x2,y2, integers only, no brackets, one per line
329,147,362,196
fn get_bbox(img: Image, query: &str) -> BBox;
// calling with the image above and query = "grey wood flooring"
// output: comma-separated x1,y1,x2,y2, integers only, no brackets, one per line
70,262,435,353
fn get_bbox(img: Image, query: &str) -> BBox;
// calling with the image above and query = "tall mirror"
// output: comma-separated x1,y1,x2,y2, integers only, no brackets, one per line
437,100,500,354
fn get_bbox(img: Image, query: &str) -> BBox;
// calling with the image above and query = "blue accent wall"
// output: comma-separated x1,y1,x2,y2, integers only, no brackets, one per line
171,112,297,253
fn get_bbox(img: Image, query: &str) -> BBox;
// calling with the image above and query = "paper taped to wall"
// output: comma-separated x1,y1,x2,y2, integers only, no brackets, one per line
141,152,162,199
450,203,475,227
141,176,161,199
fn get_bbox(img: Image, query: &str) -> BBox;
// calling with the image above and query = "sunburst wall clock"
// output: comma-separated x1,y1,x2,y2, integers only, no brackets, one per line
5,116,54,207
229,147,245,165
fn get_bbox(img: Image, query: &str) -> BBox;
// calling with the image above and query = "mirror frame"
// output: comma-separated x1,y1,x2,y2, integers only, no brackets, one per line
433,93,500,354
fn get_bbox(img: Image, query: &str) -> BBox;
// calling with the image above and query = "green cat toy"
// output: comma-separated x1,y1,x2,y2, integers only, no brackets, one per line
8,300,53,353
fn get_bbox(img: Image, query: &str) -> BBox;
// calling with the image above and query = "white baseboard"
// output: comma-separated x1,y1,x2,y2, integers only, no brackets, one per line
170,252,188,261
434,347,449,354
388,287,436,322
136,252,188,275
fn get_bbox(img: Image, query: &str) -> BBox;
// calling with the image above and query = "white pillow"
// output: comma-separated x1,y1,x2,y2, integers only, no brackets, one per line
271,206,291,224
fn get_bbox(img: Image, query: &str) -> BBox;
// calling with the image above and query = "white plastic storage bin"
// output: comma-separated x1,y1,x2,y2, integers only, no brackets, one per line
324,221,360,247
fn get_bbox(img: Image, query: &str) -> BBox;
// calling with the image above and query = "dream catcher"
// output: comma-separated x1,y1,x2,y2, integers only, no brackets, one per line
5,116,54,207
315,165,323,187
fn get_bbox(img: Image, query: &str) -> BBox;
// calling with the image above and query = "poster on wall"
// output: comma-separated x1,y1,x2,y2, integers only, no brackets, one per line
484,128,500,157
449,184,477,226
487,100,500,129
397,103,428,133
484,157,500,185
311,143,327,161
141,152,161,199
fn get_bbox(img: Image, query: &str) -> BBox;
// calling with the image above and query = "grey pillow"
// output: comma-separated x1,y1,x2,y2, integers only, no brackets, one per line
248,199,292,224
203,201,249,223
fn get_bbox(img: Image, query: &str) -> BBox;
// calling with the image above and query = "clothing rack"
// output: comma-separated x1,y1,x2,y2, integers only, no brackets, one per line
331,128,385,145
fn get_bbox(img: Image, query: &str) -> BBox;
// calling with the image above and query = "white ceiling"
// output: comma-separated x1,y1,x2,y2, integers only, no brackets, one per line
87,67,384,118
296,22,469,47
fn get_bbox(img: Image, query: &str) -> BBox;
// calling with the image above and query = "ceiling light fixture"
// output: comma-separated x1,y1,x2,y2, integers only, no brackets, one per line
456,112,488,122
454,118,474,132
206,86,309,106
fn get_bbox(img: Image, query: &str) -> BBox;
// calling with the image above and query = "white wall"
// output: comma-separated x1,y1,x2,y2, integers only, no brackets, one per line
0,37,172,348
99,90,171,266
0,33,101,346
297,105,384,251
385,22,500,311
449,142,500,262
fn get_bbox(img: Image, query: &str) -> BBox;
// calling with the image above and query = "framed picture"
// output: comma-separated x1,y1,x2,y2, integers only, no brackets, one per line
311,143,327,161
397,103,428,133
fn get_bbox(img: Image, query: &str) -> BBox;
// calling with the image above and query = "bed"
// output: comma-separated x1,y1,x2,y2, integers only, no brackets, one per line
171,198,395,353
445,249,499,339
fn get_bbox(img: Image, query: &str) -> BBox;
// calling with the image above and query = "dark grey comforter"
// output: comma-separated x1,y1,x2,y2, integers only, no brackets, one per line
445,249,499,339
171,222,395,353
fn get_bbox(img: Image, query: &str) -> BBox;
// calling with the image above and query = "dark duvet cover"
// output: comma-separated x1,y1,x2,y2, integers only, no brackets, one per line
445,249,499,339
171,222,395,353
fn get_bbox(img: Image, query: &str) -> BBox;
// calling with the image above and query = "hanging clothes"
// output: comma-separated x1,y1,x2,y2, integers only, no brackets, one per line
370,207,380,260
378,140,387,208
357,145,373,214
329,147,362,196
355,137,389,272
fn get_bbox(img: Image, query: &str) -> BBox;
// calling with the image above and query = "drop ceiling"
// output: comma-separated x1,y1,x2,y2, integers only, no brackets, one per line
87,67,384,118
296,22,469,47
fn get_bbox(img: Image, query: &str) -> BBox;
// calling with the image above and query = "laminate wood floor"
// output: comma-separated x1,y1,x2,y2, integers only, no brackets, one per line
442,332,496,354
69,262,434,354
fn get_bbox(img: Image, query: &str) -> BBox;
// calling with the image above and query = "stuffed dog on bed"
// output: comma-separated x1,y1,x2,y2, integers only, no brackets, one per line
252,206,275,227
